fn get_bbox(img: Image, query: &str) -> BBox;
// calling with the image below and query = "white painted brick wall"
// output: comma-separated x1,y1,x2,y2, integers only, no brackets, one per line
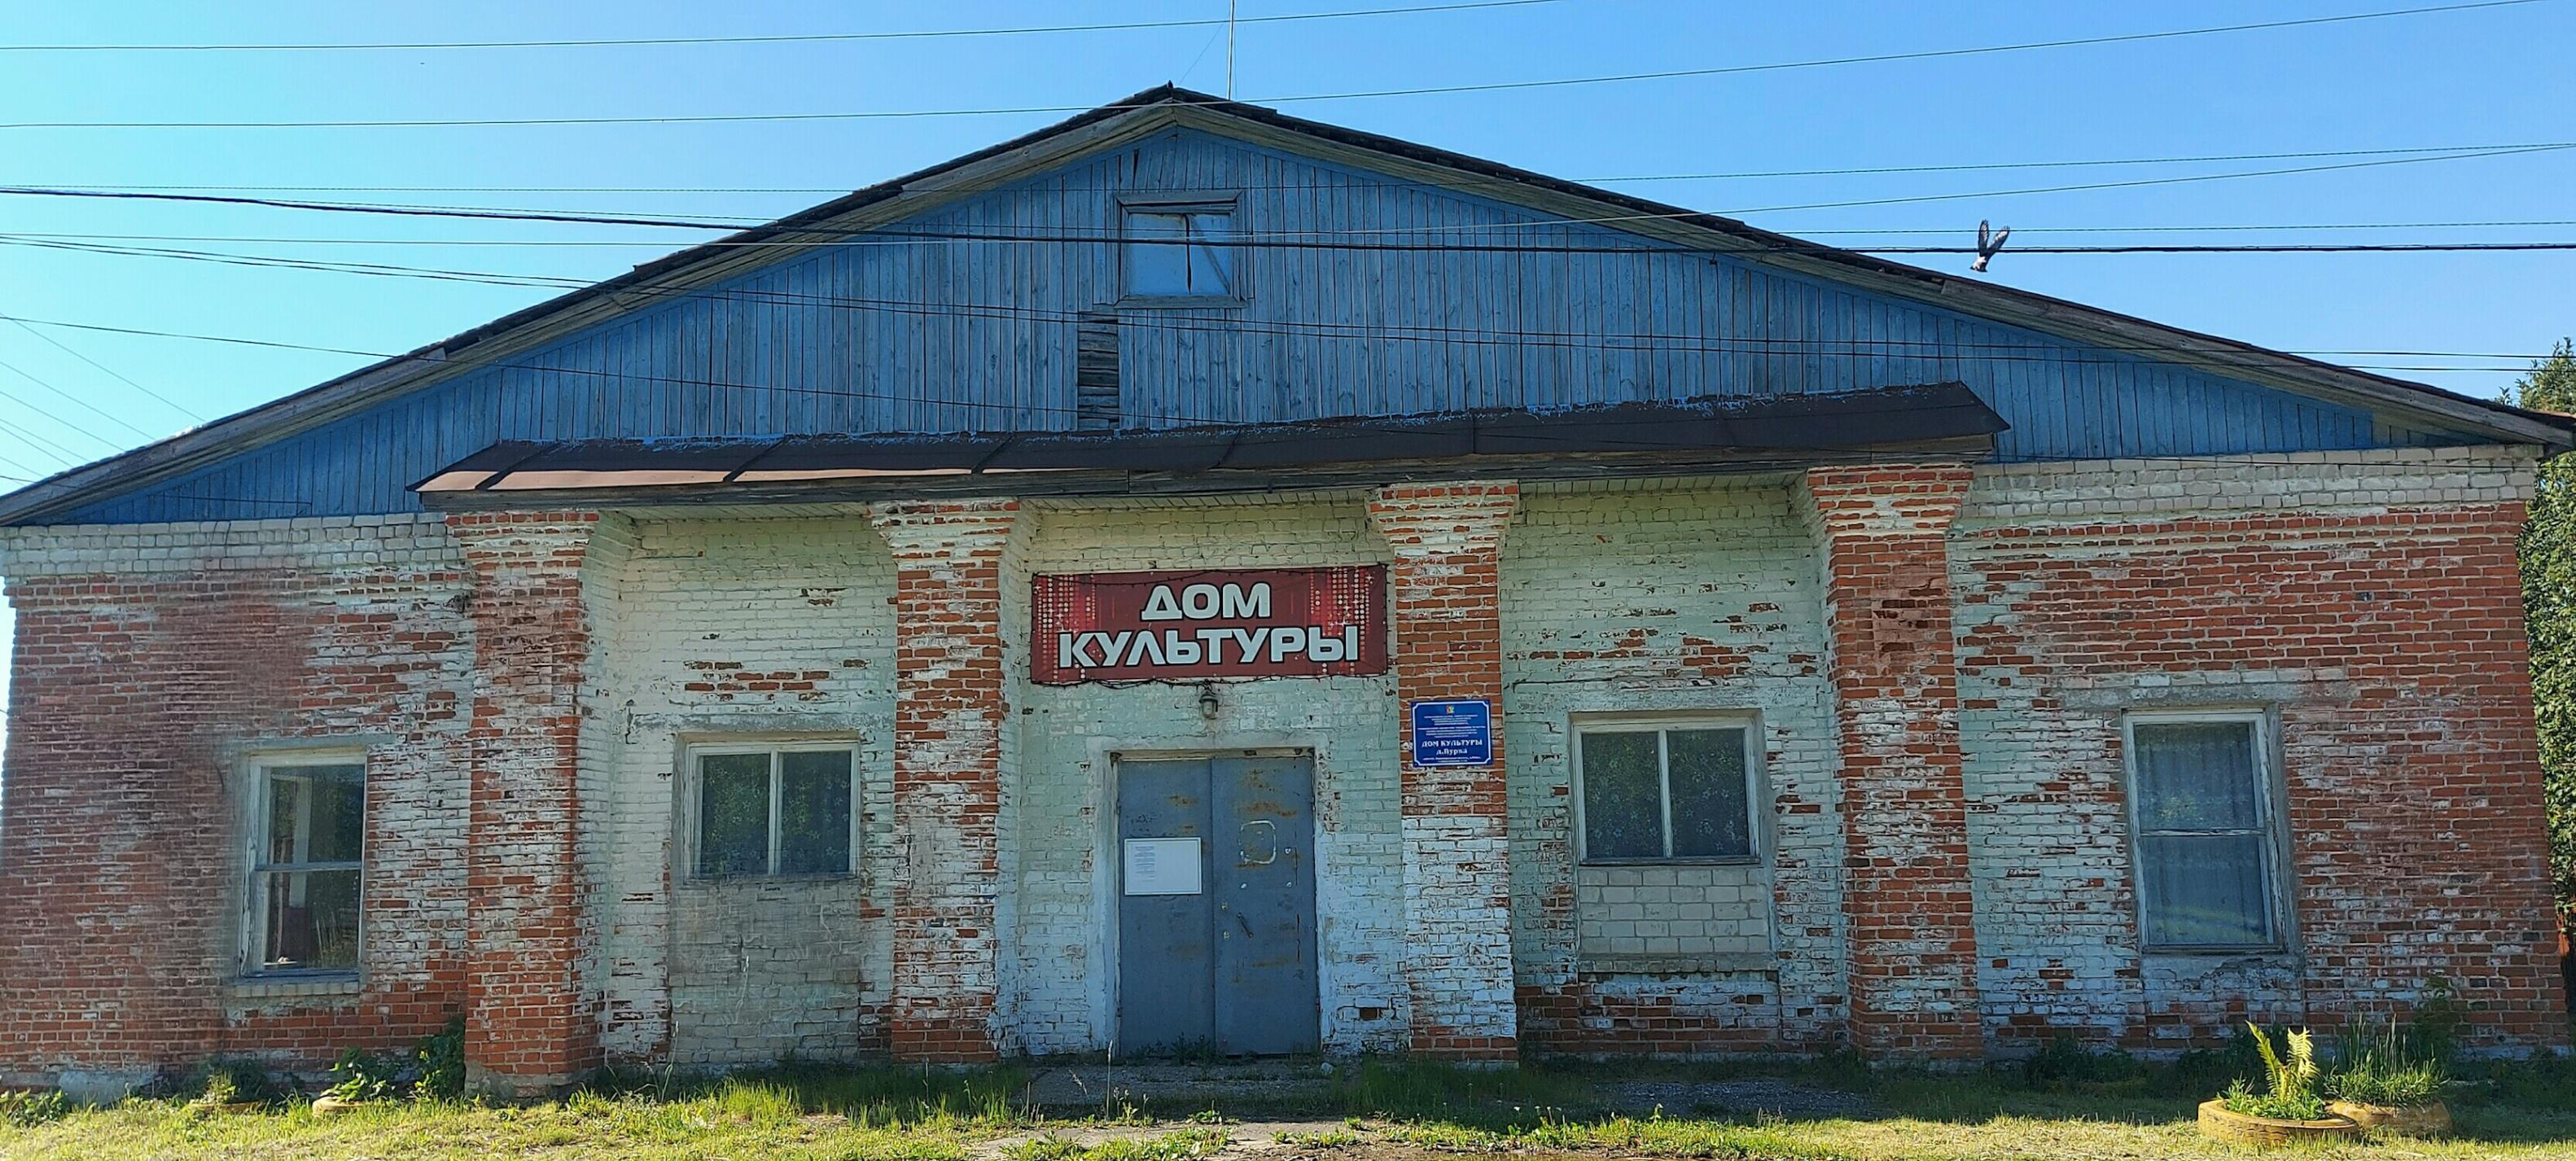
1004,495,1410,1055
585,515,897,1066
1500,479,1847,1045
1960,445,2539,528
1575,865,1770,957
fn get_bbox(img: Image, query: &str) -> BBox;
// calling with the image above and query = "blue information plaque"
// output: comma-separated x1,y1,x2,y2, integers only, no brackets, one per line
1410,699,1493,767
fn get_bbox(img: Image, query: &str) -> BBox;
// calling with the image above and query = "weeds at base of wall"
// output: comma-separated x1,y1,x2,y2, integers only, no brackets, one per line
585,1058,1029,1128
0,1090,70,1128
11,1051,2576,1161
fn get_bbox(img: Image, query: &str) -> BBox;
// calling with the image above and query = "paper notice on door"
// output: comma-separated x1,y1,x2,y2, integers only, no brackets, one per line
1123,837,1203,896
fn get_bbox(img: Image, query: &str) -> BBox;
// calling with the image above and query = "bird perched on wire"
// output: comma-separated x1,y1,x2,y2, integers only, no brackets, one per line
1970,220,2012,273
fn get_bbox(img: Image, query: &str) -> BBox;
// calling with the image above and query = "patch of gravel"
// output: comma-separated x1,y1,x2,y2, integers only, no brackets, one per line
975,1119,1359,1161
1598,1077,1879,1120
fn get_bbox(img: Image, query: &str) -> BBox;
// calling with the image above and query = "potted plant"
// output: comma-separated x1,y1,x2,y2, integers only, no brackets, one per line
2196,1023,2358,1146
2324,1019,2452,1136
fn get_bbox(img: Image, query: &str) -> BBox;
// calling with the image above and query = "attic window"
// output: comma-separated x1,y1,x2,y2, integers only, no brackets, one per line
1122,200,1240,302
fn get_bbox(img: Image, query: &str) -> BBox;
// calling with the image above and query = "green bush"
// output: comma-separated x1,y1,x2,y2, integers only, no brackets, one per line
2462,1053,2576,1111
2020,1033,2147,1093
414,1019,466,1102
180,1058,285,1106
325,1049,405,1103
0,1089,71,1128
2156,1032,2266,1101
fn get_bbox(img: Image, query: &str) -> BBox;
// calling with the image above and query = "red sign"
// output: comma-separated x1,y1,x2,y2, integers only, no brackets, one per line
1032,567,1388,685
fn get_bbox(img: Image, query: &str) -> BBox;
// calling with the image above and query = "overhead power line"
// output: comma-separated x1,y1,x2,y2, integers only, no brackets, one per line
0,0,2544,129
33,135,2576,194
0,308,2539,474
0,315,207,420
15,230,2576,273
7,140,2571,241
0,233,2563,388
0,274,2552,376
0,353,164,442
19,219,2576,248
0,0,1557,52
10,139,2576,228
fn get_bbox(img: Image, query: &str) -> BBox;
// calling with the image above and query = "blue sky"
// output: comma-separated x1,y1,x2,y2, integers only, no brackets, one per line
0,0,2570,716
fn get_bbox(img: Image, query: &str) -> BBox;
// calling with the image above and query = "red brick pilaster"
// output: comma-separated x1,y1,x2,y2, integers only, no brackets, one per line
449,511,605,1096
1368,481,1521,1060
869,499,1018,1063
1798,467,1986,1061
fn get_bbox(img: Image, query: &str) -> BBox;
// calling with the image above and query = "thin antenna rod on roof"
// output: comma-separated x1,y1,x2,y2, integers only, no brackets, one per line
1228,0,1238,98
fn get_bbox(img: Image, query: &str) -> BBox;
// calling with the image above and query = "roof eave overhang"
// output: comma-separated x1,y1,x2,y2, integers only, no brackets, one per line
414,435,2001,515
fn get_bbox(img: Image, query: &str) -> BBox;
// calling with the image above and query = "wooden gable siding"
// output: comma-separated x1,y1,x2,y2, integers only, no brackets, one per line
60,129,2429,525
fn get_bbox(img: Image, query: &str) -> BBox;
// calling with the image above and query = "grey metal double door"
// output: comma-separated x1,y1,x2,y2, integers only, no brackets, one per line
1115,753,1320,1057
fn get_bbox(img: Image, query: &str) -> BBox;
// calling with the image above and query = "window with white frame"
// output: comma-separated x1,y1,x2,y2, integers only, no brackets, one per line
2125,712,2283,950
1574,719,1759,863
1122,201,1239,300
691,743,857,878
248,756,366,974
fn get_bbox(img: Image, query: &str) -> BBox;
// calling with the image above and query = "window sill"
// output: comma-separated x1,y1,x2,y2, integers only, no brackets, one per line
678,872,860,888
1578,952,1777,976
1115,296,1246,310
1579,857,1762,869
2143,944,2289,958
228,972,363,1000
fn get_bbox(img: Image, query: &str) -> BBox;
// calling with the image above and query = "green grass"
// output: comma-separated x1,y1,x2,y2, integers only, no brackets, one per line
1334,1058,1594,1119
1002,1127,1229,1161
588,1059,1031,1128
8,1056,2576,1160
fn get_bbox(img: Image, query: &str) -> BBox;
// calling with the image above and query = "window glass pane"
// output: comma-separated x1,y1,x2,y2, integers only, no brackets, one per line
265,775,306,865
1579,731,1663,860
2133,721,2261,830
778,750,853,875
1186,212,1234,296
2140,832,2272,946
263,765,366,865
305,765,365,862
698,753,771,877
1666,729,1753,859
1125,210,1191,296
261,867,361,970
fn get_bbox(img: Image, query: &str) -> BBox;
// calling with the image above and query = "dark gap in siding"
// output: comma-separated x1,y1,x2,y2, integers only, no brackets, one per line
1076,311,1122,431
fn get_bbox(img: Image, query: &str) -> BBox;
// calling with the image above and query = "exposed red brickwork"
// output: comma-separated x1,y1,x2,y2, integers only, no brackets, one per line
677,661,837,702
1369,482,1520,1059
1802,466,1987,1060
448,512,604,1095
868,499,1018,1063
1517,982,1838,1054
0,548,471,1086
1956,502,2569,1051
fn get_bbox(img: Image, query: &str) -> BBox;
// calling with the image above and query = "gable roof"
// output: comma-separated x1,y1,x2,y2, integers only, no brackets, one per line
2,84,2565,526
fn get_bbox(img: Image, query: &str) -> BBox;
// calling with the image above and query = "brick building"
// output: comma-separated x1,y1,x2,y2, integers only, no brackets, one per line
0,89,2566,1097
